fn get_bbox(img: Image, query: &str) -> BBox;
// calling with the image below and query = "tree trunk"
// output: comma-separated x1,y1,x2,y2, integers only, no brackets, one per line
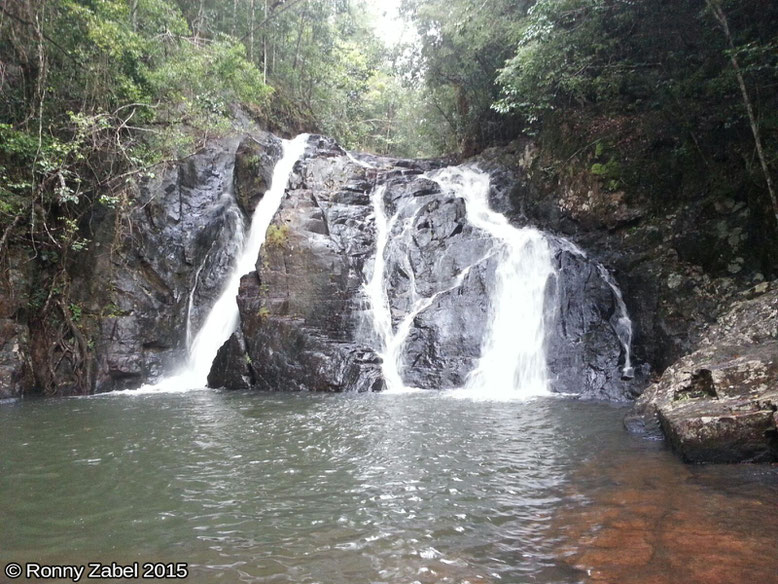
706,0,778,224
293,9,306,71
262,0,268,83
130,0,138,31
194,0,205,40
249,0,256,61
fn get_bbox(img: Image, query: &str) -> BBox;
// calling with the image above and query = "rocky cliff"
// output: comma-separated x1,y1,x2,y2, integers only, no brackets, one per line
206,134,641,400
0,137,252,397
2,128,775,464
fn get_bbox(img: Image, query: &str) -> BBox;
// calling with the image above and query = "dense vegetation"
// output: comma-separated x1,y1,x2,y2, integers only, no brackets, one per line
405,0,776,215
400,0,777,272
2,1,776,235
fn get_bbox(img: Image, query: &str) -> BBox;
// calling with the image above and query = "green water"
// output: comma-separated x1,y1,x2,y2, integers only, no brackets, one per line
1,391,776,583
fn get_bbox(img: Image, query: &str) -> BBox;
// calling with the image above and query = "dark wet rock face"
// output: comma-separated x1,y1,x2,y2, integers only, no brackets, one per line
627,283,778,462
231,145,385,393
207,332,254,390
233,132,282,216
547,248,645,401
83,138,247,392
220,137,634,399
380,179,494,389
0,130,665,406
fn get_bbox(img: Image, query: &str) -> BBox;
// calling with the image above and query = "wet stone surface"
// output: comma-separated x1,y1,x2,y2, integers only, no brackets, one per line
628,282,778,462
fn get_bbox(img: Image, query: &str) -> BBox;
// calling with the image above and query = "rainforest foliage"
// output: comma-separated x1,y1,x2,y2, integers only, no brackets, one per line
1,0,777,262
403,0,777,220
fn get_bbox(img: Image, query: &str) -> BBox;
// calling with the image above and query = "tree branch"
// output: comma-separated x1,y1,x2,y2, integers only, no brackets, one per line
705,0,778,224
238,0,307,43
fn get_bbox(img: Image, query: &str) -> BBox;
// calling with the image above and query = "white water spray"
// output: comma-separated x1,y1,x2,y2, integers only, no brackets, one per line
432,168,555,399
132,134,309,393
365,166,556,399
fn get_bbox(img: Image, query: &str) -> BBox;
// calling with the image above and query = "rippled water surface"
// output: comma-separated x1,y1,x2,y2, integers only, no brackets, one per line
1,391,776,583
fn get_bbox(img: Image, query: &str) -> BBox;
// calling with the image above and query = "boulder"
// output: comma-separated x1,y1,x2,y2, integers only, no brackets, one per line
627,282,778,462
207,332,254,389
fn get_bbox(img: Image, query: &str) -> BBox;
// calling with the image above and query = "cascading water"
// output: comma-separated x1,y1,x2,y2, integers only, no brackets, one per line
365,166,556,399
552,237,634,379
133,134,309,393
185,231,242,350
364,185,405,392
365,184,478,392
432,168,555,399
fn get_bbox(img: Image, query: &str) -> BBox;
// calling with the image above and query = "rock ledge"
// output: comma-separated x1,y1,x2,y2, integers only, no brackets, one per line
627,282,778,462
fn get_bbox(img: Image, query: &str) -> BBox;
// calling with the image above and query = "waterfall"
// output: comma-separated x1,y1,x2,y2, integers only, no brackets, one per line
364,185,406,392
552,237,634,379
365,166,555,398
432,168,554,399
185,229,243,350
365,185,477,392
134,134,309,393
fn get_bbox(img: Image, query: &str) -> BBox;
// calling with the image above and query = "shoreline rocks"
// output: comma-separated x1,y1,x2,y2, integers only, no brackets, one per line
626,282,778,462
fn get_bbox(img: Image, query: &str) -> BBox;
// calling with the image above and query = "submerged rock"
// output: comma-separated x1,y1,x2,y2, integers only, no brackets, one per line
627,282,778,462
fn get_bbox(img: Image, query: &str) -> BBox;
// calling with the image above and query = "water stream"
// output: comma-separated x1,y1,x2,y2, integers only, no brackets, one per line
364,185,405,392
365,166,556,398
136,134,309,393
432,167,555,399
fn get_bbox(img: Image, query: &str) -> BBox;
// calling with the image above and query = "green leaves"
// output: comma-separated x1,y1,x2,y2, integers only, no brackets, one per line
147,36,272,126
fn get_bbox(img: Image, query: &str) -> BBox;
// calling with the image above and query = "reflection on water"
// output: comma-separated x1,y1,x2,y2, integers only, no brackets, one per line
0,391,775,584
557,445,778,583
